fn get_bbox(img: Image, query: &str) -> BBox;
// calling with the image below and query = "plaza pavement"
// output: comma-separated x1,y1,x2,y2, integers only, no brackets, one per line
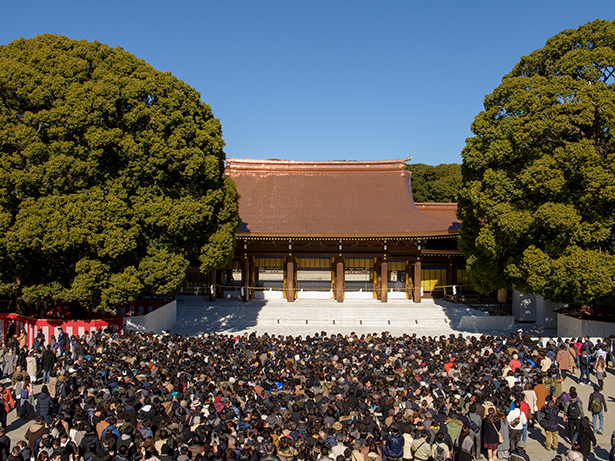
4,297,613,461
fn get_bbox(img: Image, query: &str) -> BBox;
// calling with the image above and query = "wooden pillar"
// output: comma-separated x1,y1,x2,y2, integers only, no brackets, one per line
413,259,422,303
226,268,233,292
447,261,454,292
253,262,260,297
405,261,412,300
241,257,249,302
373,258,381,300
208,271,216,302
216,270,224,298
285,256,296,302
381,260,388,303
249,257,256,299
335,256,345,303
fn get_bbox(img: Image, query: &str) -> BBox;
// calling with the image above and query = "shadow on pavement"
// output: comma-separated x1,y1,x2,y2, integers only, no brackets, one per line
173,297,268,335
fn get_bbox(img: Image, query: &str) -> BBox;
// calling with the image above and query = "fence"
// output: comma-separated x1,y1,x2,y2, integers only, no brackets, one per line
0,313,123,349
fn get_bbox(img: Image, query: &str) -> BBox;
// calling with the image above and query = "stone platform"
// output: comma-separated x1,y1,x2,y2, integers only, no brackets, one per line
170,296,556,338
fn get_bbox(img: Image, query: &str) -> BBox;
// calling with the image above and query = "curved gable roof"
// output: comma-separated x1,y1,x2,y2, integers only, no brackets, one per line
226,158,458,237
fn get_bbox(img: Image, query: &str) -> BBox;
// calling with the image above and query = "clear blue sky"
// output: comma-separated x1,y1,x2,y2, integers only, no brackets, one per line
1,1,614,165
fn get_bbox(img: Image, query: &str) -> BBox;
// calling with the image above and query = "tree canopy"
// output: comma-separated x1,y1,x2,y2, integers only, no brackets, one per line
0,35,240,314
458,20,615,304
406,163,461,202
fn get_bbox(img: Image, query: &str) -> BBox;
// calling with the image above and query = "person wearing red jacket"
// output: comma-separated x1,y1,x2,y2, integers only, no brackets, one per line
509,354,522,372
519,400,531,443
0,384,15,428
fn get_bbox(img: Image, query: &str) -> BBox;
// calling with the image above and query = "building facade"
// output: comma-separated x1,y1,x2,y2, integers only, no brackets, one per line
192,158,467,303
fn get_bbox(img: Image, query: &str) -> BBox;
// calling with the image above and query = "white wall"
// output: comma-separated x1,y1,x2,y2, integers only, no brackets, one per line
457,315,515,332
557,313,615,338
513,291,536,321
124,300,176,334
512,290,561,327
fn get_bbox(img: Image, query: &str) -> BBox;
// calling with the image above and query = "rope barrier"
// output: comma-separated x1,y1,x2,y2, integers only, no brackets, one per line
180,283,478,293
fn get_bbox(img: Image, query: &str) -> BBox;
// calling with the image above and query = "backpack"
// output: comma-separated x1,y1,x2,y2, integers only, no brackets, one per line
590,396,603,414
469,420,480,434
567,400,581,419
555,394,565,411
435,445,447,461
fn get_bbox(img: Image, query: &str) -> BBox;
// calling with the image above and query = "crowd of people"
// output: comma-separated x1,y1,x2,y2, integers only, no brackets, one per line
0,323,613,461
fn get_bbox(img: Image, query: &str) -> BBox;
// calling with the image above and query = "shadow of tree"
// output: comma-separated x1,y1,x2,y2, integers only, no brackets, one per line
173,297,268,335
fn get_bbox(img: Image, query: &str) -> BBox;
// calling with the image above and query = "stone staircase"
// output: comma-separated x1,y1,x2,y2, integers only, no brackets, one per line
171,296,491,337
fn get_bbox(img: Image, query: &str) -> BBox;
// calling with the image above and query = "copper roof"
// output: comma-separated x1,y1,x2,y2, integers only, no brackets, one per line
225,158,459,237
415,203,460,230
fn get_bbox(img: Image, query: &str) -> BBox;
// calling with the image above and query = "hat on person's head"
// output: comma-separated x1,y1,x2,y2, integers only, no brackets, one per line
332,422,342,431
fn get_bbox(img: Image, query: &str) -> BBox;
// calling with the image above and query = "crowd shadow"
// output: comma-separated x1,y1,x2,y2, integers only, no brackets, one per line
6,413,29,433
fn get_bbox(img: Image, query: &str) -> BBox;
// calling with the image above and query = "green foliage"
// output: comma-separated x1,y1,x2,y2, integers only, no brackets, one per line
459,20,615,303
406,163,461,202
0,35,240,313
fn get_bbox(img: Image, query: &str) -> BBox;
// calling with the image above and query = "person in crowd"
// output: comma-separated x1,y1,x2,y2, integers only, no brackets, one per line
509,440,529,461
507,401,526,451
563,389,583,443
587,384,607,435
595,355,607,391
35,385,52,426
483,408,500,461
412,430,431,461
0,329,612,461
17,330,27,350
541,398,560,452
41,346,56,385
578,350,590,386
565,442,584,461
556,345,571,379
454,426,474,461
576,418,596,460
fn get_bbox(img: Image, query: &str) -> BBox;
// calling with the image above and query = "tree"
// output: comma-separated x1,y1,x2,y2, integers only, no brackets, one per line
406,163,461,202
0,35,240,315
458,19,615,304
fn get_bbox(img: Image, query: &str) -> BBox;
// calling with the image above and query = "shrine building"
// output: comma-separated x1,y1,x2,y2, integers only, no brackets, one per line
193,158,468,303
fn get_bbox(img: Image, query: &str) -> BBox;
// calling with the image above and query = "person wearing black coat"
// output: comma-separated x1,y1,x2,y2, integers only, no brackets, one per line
577,417,597,459
482,409,501,461
541,399,560,451
79,427,102,458
0,428,10,461
6,446,22,461
36,386,53,426
41,346,56,385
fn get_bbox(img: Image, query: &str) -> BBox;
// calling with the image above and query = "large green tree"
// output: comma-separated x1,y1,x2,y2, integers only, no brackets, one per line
406,163,461,202
458,20,615,304
0,35,240,315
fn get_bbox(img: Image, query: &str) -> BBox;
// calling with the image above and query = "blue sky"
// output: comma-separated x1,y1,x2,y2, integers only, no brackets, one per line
1,1,614,165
